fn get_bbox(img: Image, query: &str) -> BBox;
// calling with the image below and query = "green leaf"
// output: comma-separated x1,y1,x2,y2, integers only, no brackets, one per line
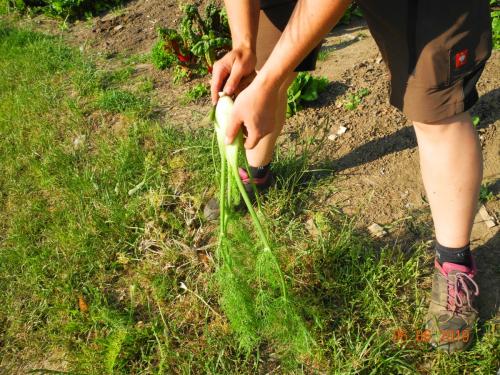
358,88,370,97
286,72,329,115
301,80,319,101
190,40,207,56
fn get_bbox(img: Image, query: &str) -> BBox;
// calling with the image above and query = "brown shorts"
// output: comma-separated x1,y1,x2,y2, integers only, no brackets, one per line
260,0,493,122
257,1,321,71
357,0,493,122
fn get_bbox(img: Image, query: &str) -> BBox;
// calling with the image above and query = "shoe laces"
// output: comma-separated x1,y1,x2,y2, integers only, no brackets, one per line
447,271,479,313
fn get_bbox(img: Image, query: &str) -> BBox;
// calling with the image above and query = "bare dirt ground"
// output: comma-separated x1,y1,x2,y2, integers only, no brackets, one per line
17,0,500,342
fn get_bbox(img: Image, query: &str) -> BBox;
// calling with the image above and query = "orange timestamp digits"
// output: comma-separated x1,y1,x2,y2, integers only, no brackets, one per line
393,328,471,343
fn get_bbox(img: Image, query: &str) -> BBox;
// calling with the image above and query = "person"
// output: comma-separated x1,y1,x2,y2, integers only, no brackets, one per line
208,0,492,353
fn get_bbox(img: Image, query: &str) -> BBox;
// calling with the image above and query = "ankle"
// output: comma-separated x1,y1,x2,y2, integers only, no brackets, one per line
435,241,472,267
248,163,271,179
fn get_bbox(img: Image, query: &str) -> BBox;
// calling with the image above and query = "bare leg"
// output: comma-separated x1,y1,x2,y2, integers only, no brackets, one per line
245,72,297,167
413,112,482,248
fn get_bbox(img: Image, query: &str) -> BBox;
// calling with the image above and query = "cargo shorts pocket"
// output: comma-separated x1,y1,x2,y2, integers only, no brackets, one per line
448,28,492,85
410,0,492,89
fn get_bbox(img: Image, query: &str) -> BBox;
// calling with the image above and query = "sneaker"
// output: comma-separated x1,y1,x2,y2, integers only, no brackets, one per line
203,167,275,221
425,258,479,352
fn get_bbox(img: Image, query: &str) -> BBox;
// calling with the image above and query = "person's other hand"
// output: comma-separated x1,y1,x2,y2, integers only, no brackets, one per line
225,75,280,150
210,47,256,104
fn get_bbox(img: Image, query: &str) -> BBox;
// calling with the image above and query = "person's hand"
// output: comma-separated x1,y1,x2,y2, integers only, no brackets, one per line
225,75,281,149
210,47,257,104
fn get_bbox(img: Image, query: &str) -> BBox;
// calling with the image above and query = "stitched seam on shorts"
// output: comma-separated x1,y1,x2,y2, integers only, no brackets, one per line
459,78,465,114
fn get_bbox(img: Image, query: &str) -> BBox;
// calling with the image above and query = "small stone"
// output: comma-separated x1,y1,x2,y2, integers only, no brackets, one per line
337,126,347,135
328,134,338,141
114,24,124,31
305,217,319,239
368,223,387,238
478,205,497,228
203,199,219,221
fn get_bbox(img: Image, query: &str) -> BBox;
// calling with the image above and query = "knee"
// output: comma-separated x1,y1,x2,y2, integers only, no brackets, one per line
413,112,473,138
413,121,449,138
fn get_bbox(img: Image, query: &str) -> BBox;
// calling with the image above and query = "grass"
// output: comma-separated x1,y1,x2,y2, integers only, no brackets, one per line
0,22,498,374
183,83,209,103
318,49,331,61
97,89,151,115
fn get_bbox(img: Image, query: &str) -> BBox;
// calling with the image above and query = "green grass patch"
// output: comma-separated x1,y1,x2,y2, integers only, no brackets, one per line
97,89,151,115
317,49,331,61
183,83,209,103
0,21,498,374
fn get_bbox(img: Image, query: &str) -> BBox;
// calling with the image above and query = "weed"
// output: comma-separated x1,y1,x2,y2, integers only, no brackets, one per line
472,115,481,127
479,183,495,203
317,49,330,61
151,38,177,70
344,88,370,110
184,83,209,103
172,65,190,84
138,77,154,93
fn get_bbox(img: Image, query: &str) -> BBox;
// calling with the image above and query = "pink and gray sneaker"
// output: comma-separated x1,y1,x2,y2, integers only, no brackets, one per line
425,258,479,352
203,167,275,221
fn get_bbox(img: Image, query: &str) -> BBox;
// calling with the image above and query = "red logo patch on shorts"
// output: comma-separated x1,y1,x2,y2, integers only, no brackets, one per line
455,49,468,68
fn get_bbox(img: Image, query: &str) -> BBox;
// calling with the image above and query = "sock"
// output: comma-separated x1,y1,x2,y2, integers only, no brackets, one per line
435,242,472,267
248,163,270,181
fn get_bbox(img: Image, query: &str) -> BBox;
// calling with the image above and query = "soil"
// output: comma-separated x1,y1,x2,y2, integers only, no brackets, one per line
7,0,500,367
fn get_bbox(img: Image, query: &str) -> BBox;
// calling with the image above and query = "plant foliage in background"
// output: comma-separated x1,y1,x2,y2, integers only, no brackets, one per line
492,8,500,50
339,3,363,25
1,0,125,18
287,72,329,117
151,3,231,81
